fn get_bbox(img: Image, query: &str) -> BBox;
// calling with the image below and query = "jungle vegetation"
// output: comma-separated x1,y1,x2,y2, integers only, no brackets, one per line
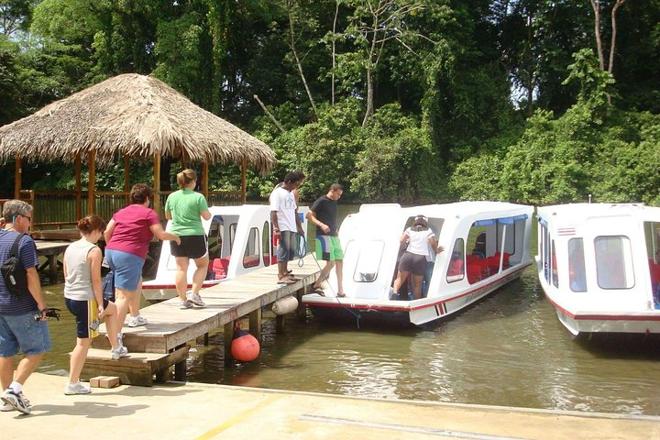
0,0,658,205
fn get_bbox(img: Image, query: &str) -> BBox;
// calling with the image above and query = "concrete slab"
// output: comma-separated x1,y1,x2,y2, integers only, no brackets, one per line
1,373,658,440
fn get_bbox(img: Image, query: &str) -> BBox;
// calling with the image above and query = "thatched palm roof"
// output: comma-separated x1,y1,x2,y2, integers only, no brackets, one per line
0,73,275,173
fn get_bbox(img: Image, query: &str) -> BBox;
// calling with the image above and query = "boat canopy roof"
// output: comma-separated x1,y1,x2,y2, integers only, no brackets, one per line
537,203,660,227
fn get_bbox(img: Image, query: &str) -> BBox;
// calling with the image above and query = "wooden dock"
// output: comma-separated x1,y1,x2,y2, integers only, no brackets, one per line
87,254,321,385
35,239,71,283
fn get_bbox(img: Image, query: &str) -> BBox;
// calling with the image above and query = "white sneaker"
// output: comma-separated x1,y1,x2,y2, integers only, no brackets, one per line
180,299,193,309
0,402,14,412
111,345,129,360
1,389,31,415
187,291,206,307
64,382,91,395
127,315,148,327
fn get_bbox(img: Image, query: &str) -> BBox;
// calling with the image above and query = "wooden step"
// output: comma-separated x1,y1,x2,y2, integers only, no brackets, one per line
77,346,190,386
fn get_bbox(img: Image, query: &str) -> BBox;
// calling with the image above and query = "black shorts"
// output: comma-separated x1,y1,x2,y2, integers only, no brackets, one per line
65,297,109,339
170,235,208,259
399,252,427,275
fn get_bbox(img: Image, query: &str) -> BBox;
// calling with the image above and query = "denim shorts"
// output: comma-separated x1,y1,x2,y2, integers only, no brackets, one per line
277,231,299,262
0,312,51,357
105,249,145,291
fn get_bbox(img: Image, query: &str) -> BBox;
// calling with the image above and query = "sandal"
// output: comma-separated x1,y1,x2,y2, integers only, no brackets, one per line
277,277,296,285
310,286,325,296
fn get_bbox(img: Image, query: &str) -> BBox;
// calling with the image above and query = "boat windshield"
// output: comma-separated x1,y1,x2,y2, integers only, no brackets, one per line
346,240,385,283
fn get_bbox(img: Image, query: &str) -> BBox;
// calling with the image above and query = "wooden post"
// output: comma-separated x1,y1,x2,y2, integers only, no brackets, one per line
240,158,247,204
153,153,161,214
87,150,96,215
201,159,209,199
173,344,187,381
224,321,234,367
14,155,22,199
74,155,82,220
248,309,262,342
123,155,130,204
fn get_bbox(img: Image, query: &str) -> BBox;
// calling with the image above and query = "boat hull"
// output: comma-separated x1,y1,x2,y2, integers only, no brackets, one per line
306,264,529,327
543,292,660,335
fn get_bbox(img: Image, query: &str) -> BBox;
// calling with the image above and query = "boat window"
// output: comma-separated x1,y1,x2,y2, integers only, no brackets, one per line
644,222,660,307
446,238,465,283
350,240,385,283
207,216,225,260
595,236,634,289
243,227,260,268
568,238,587,292
262,222,271,267
551,240,558,288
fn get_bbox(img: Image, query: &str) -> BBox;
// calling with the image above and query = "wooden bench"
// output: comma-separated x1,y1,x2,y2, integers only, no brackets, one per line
78,346,190,386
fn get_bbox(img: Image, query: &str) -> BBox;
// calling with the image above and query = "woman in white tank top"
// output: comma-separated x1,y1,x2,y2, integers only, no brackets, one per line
63,215,125,395
391,215,443,300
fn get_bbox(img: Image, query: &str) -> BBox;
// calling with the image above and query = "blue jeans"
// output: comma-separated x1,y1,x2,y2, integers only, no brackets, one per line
0,312,51,357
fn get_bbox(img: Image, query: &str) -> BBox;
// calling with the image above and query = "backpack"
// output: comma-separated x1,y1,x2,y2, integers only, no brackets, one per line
1,233,28,296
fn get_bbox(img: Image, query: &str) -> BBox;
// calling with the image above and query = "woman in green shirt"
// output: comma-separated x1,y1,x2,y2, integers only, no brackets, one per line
165,169,212,308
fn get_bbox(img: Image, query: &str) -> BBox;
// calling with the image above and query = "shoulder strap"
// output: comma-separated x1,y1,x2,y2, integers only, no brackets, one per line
9,233,26,258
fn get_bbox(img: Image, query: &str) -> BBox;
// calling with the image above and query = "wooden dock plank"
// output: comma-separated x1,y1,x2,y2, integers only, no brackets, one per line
94,254,320,353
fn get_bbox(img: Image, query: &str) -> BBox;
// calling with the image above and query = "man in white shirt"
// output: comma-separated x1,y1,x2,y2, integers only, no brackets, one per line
269,171,305,284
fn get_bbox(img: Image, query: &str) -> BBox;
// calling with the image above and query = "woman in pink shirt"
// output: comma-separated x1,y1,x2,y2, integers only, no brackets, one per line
104,184,180,331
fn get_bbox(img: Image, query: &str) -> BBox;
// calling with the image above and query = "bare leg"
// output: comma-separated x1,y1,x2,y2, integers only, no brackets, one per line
191,255,209,295
411,274,424,300
313,261,334,289
335,260,344,296
115,288,136,328
0,357,14,390
69,338,91,384
129,279,142,317
14,353,44,385
392,271,410,294
278,261,288,280
175,257,190,301
102,302,120,350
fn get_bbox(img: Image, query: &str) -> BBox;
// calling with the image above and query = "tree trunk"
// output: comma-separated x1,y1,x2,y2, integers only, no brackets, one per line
589,0,605,70
362,66,374,127
608,0,626,74
287,3,318,119
331,1,340,105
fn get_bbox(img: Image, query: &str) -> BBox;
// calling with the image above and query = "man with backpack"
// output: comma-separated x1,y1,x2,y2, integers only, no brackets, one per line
0,200,51,415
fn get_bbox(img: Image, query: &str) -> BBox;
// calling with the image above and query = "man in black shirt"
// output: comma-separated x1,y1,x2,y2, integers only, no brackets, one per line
306,184,345,297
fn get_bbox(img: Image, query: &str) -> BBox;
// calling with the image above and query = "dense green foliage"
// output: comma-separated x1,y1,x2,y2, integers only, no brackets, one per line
0,0,658,206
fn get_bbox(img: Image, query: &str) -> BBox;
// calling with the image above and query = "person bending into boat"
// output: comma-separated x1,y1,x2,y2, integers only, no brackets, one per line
105,184,180,328
165,169,212,308
269,171,306,285
63,215,126,395
392,215,443,300
307,184,345,297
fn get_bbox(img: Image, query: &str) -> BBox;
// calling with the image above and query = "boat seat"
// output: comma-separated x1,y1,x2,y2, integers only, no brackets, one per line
211,257,230,280
447,258,464,276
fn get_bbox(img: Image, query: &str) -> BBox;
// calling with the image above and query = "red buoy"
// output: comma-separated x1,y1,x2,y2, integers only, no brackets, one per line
231,331,260,362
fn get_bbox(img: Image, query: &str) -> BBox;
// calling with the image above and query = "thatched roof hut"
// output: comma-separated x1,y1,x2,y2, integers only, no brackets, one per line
0,73,275,172
0,73,277,214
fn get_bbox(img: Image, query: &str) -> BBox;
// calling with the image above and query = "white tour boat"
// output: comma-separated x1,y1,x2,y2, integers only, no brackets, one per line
142,204,308,301
303,202,534,326
536,203,660,335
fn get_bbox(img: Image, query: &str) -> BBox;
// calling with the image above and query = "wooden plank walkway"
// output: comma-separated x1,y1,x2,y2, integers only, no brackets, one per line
88,254,321,384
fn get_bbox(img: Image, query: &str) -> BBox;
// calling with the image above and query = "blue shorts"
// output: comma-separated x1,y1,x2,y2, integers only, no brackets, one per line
105,249,144,291
65,297,109,339
0,312,51,357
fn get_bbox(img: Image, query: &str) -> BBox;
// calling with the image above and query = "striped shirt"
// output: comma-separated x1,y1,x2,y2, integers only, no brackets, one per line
0,230,39,315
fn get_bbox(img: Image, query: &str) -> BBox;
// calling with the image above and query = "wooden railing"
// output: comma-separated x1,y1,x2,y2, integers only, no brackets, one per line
3,189,243,229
